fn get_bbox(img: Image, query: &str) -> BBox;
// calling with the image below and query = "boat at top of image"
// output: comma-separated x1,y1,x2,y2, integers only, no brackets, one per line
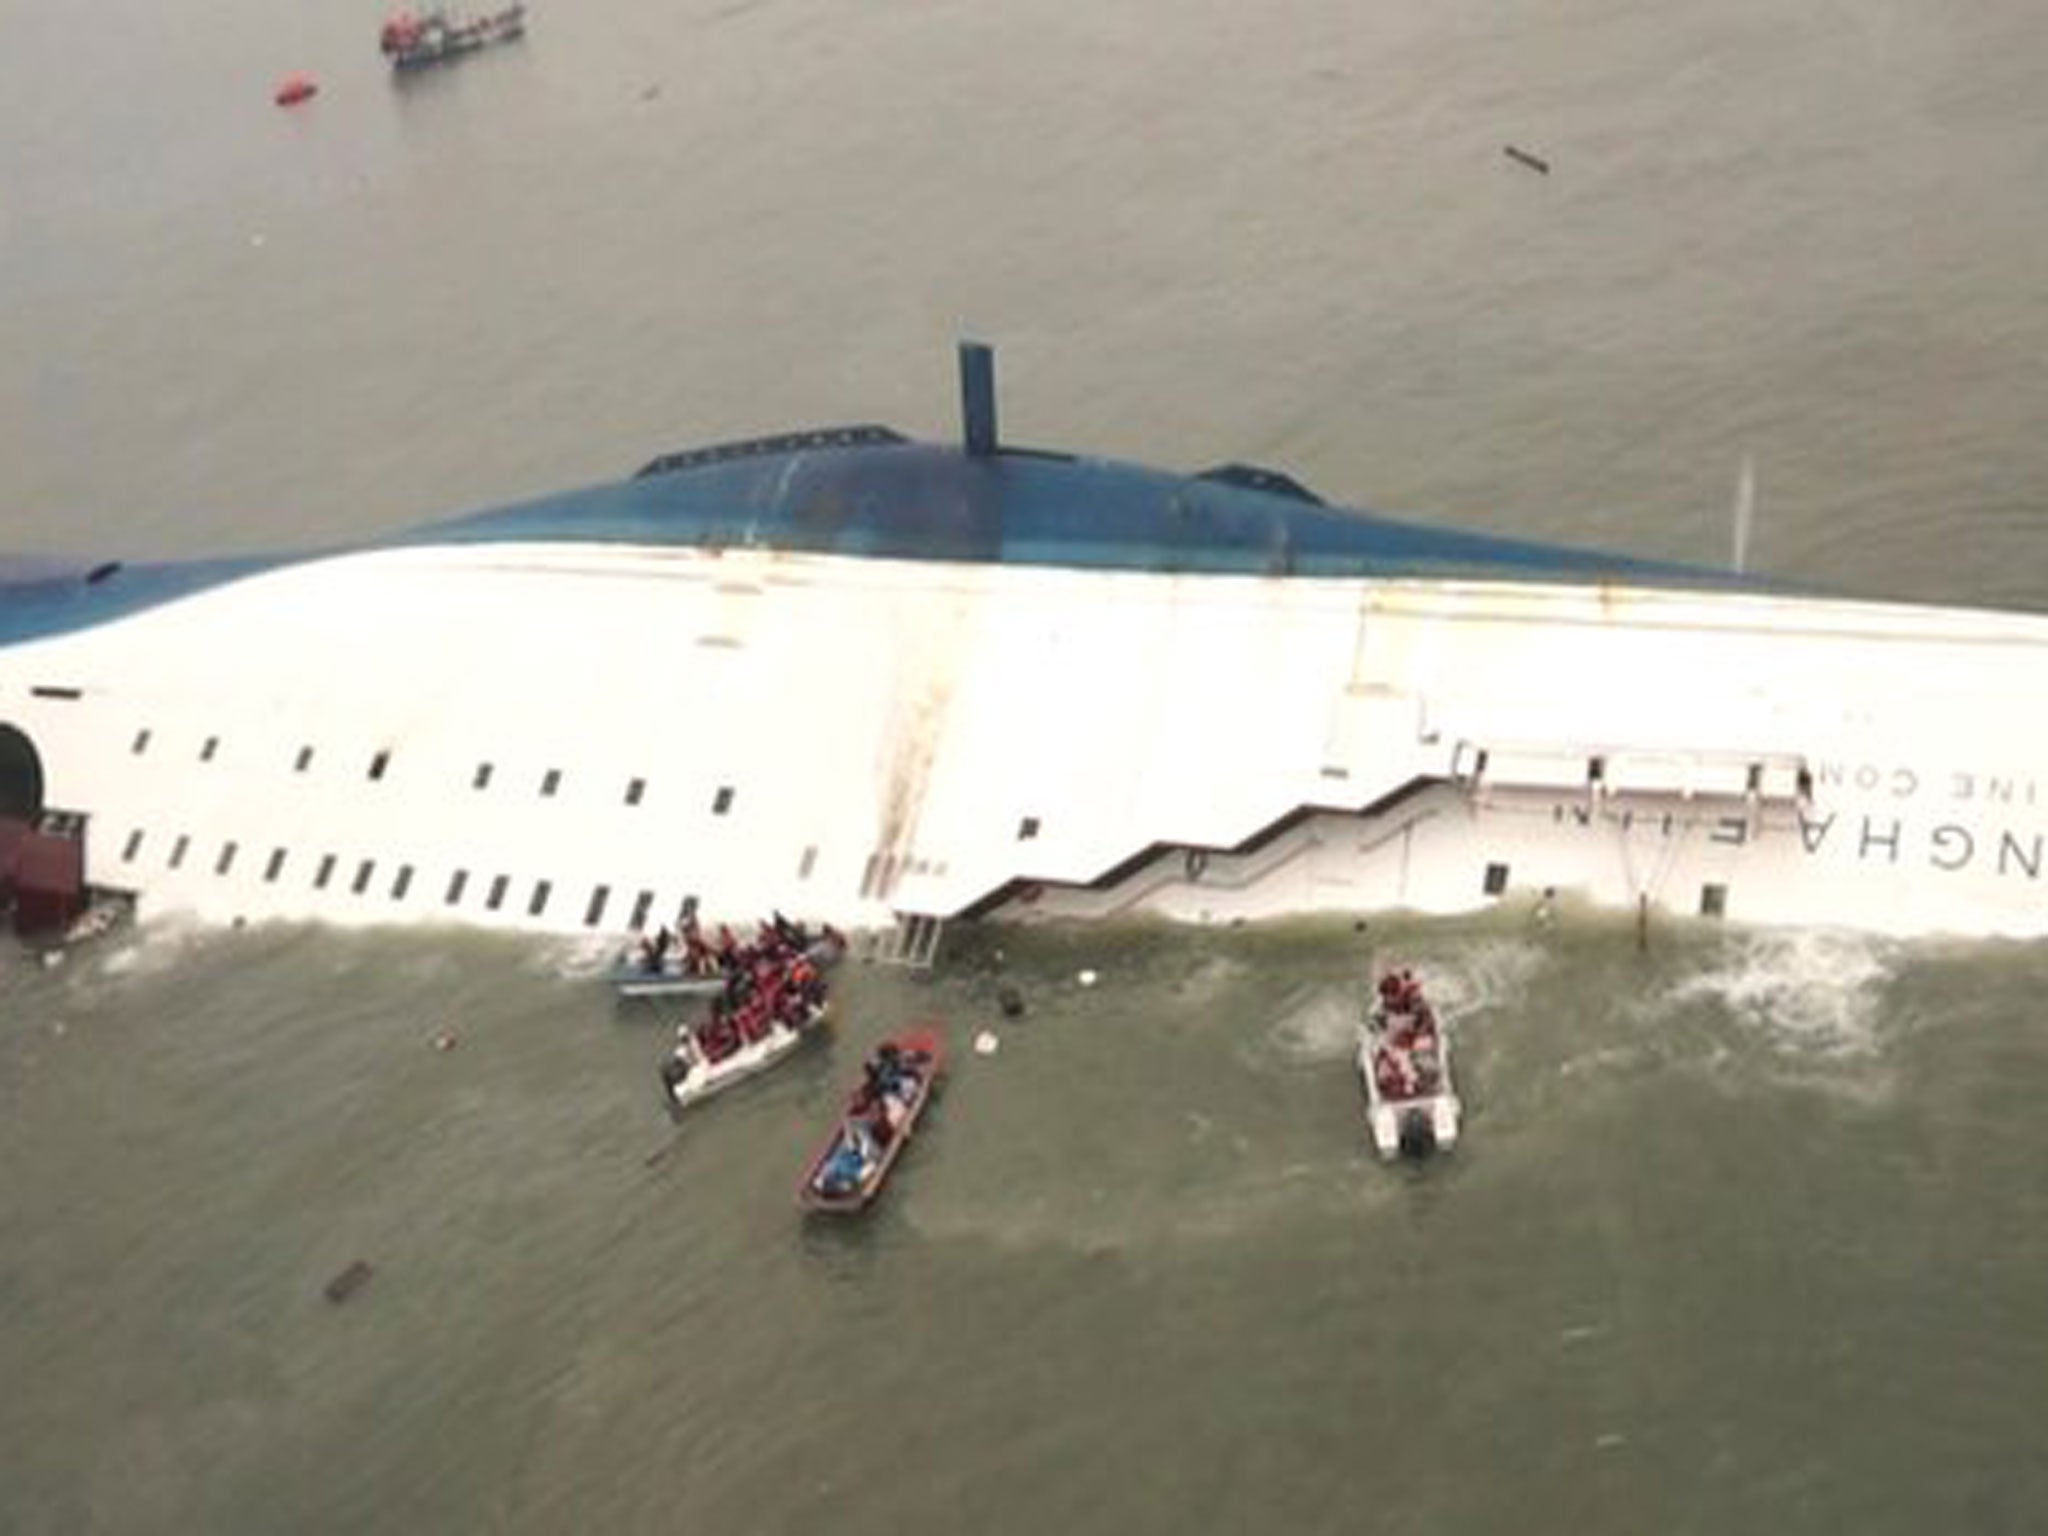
9,343,2048,955
379,5,527,71
611,913,845,1001
797,1028,944,1213
1357,968,1460,1159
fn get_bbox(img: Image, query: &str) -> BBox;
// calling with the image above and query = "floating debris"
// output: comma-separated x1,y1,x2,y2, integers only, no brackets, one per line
1504,143,1550,176
274,73,319,108
323,1259,374,1304
1077,969,1098,988
430,1027,459,1052
997,983,1026,1018
974,1030,999,1056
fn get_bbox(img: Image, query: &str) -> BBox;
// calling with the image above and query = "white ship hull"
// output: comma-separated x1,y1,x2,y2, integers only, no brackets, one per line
7,540,2047,944
6,355,2046,947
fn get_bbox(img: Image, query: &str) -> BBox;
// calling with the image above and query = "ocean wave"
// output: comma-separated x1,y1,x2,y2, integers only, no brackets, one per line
90,911,213,981
1659,928,1899,1059
1261,936,1549,1064
1263,988,1362,1063
538,932,621,980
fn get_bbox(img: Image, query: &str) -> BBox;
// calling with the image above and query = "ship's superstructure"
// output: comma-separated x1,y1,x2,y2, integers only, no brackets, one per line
4,349,2045,947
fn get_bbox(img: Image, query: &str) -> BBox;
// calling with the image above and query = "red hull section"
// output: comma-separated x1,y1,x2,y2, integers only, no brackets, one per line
1,814,84,937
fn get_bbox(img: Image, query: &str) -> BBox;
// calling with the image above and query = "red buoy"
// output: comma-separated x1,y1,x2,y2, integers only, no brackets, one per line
274,72,318,107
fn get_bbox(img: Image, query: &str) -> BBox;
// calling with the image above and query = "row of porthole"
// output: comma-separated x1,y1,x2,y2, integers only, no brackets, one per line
122,824,669,929
116,824,845,927
125,728,734,815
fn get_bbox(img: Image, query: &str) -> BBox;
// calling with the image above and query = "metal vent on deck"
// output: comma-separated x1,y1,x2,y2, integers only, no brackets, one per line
1194,463,1324,504
634,425,907,480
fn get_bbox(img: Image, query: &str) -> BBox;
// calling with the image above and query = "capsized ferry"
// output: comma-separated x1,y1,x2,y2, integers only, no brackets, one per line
4,345,2047,949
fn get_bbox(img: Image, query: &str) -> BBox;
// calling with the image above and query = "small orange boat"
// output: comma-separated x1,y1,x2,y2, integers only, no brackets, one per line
274,73,319,107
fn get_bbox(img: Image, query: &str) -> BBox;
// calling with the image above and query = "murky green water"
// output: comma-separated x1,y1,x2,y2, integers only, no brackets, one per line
8,0,2048,1528
6,915,2047,1533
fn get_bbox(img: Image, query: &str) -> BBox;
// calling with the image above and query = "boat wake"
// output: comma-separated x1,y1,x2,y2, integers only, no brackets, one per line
1404,938,1549,1023
1167,953,1252,1004
90,912,213,982
540,932,621,981
1261,937,1546,1065
905,1160,1406,1257
1656,928,1900,1061
1263,989,1360,1063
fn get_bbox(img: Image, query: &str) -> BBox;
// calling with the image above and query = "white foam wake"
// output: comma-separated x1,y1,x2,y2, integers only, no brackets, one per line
91,912,212,981
1661,928,1898,1059
1264,988,1362,1063
1262,936,1549,1063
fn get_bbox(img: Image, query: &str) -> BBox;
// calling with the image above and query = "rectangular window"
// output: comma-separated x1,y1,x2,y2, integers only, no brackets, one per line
314,853,337,890
1700,883,1728,918
473,762,494,790
628,889,654,932
200,736,219,763
678,894,699,924
30,685,81,701
624,777,646,806
799,845,818,879
264,847,287,883
368,750,390,782
351,859,376,895
583,885,611,928
445,869,469,906
1483,861,1509,896
712,785,734,815
215,841,238,876
169,834,191,870
1017,816,1040,841
131,729,152,755
294,745,314,773
391,864,414,901
486,875,509,912
122,829,145,862
541,769,561,798
528,879,552,917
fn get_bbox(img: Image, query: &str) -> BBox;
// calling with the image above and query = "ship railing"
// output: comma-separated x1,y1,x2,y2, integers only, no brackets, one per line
857,912,945,969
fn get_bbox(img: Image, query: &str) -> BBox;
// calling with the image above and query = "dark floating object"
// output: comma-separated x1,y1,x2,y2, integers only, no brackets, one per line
997,983,1025,1019
324,1259,375,1304
1504,144,1550,176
